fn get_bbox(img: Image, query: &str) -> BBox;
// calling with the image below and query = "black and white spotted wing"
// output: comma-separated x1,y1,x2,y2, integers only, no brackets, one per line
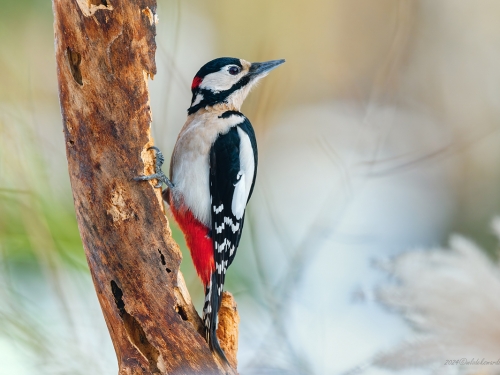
202,112,257,358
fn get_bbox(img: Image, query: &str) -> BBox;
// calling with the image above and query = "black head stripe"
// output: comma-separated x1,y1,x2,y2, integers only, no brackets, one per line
195,57,242,79
188,75,251,115
218,110,244,119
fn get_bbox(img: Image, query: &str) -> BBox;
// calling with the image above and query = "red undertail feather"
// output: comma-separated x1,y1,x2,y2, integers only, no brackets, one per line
169,198,214,286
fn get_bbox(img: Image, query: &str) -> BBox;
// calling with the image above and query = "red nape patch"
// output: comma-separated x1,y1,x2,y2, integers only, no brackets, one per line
170,198,214,286
191,76,203,90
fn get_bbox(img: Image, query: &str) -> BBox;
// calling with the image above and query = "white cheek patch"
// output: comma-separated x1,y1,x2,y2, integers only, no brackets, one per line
199,69,243,93
192,93,204,106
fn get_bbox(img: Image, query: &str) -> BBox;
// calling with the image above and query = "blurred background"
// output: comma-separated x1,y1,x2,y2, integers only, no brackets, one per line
2,0,500,374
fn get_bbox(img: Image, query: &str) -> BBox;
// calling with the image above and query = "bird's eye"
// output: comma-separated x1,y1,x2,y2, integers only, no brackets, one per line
228,66,240,75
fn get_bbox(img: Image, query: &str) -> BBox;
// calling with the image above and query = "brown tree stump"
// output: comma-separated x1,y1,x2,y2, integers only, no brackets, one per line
52,0,238,373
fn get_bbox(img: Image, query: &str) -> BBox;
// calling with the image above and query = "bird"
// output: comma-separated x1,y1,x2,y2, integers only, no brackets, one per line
135,57,285,361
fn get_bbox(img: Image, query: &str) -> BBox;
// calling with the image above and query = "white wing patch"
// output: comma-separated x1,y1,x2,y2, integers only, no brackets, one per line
213,203,224,214
232,173,246,220
231,127,255,220
224,216,240,232
217,238,228,252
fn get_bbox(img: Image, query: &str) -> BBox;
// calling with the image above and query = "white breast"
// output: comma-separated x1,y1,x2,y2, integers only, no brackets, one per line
170,112,245,226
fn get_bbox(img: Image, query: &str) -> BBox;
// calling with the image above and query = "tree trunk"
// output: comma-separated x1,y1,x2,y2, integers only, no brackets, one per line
52,0,238,373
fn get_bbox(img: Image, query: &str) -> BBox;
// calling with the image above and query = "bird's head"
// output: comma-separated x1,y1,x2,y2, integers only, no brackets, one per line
188,57,285,115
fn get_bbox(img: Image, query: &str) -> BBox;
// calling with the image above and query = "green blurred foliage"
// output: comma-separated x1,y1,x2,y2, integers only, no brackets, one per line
0,1,222,326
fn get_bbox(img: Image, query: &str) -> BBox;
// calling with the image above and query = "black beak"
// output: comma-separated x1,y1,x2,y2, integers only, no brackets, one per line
248,59,285,78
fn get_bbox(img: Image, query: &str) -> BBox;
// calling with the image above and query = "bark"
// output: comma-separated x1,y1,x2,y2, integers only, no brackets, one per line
52,0,238,373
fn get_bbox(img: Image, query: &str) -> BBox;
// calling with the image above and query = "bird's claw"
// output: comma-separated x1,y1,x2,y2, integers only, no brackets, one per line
148,146,165,170
134,146,174,189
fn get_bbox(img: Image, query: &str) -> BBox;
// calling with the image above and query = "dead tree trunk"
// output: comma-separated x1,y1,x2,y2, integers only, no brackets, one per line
52,0,238,373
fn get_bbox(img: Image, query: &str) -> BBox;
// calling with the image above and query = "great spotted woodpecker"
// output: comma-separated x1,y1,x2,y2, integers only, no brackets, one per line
135,57,285,361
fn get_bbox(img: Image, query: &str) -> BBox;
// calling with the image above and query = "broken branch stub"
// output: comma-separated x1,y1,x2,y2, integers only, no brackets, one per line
52,0,238,373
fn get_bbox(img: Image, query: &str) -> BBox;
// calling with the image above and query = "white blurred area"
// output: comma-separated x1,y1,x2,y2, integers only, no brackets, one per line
149,1,500,374
2,0,500,374
375,226,500,375
240,103,455,375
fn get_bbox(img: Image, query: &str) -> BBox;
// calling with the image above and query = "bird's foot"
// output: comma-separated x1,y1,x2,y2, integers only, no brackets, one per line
134,146,174,189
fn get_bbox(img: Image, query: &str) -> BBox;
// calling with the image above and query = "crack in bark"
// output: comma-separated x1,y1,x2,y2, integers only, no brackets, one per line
111,281,164,374
66,47,83,85
75,0,113,17
158,249,172,273
174,304,189,321
89,0,108,6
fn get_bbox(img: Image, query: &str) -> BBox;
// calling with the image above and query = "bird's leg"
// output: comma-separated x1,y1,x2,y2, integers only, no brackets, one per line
134,146,175,189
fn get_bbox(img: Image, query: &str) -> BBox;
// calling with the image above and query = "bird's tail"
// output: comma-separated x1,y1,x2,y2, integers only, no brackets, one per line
202,272,228,363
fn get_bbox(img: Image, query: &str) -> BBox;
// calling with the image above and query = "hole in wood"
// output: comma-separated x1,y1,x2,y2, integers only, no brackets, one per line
158,249,166,265
89,0,108,6
66,47,82,85
111,280,125,316
175,304,189,321
110,281,161,374
158,249,171,273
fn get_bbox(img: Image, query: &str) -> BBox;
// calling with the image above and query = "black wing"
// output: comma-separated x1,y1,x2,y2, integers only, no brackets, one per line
202,114,257,359
211,114,257,275
236,115,258,204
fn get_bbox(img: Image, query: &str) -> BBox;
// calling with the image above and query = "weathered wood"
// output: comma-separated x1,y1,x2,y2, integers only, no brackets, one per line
52,0,238,373
217,293,240,369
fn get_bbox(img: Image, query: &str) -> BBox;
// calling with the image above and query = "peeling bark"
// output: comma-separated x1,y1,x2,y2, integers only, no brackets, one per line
52,0,238,373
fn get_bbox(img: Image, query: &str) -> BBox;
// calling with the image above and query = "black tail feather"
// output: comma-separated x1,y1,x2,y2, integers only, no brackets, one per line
203,272,228,363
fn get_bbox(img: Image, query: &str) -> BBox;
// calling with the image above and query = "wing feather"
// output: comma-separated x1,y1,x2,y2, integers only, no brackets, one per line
202,113,257,359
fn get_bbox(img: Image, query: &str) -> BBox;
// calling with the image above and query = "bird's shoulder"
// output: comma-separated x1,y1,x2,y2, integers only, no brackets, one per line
175,108,245,147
